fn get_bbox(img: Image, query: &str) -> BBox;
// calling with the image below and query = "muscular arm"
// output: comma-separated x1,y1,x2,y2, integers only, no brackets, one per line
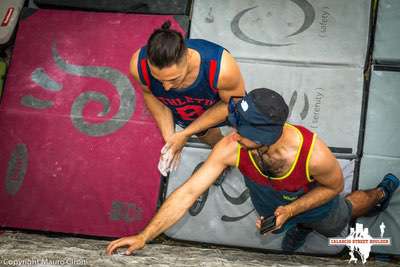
130,50,175,141
141,136,237,241
180,50,245,137
106,135,238,255
285,137,344,217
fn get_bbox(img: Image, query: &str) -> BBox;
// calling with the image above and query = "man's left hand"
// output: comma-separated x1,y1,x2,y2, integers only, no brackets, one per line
274,205,294,231
163,131,189,170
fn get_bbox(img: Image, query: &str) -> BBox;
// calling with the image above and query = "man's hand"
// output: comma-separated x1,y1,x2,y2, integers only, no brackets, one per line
255,205,293,235
274,205,293,231
163,131,190,170
255,216,264,231
106,234,146,256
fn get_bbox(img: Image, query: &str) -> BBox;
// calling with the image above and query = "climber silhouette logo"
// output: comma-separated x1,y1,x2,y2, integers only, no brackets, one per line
329,222,391,264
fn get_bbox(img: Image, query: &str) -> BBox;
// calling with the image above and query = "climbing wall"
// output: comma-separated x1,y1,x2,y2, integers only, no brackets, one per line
0,9,187,237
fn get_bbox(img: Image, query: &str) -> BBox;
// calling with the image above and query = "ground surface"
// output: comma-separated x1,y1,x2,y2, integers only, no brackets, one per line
0,231,398,267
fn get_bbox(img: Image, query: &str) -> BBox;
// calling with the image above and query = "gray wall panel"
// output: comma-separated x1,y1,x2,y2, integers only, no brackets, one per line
239,62,364,156
165,146,354,254
363,69,400,157
190,0,370,66
373,0,400,64
0,0,25,45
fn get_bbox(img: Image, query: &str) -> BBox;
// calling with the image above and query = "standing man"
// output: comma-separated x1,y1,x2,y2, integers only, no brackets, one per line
132,21,245,171
107,88,399,254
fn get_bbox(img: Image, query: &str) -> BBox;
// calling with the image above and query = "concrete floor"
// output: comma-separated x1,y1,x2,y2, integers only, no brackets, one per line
0,231,398,267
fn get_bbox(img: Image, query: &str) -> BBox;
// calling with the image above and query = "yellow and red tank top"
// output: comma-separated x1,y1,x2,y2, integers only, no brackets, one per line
237,124,316,193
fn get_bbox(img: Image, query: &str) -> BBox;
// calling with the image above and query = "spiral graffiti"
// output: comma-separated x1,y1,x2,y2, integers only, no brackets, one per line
189,161,209,216
288,91,309,121
231,0,315,47
31,68,62,91
300,93,309,120
288,90,298,118
220,185,250,205
5,144,28,196
188,161,253,221
21,95,54,109
221,208,254,222
52,44,135,136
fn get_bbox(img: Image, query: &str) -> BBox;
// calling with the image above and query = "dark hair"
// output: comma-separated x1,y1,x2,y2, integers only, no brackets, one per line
147,21,187,69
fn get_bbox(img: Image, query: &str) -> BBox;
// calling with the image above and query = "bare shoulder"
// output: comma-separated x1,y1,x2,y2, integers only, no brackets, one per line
209,132,240,167
220,50,238,69
308,136,339,177
218,51,240,83
308,135,343,191
129,48,142,81
216,50,245,100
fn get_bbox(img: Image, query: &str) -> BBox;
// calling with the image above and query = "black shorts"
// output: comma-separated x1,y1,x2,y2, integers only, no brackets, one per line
300,196,353,237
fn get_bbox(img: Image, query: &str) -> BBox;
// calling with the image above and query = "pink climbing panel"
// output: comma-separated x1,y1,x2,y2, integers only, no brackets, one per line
0,9,185,237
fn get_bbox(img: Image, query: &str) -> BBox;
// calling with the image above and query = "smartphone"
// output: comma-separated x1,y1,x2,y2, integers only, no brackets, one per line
260,215,276,234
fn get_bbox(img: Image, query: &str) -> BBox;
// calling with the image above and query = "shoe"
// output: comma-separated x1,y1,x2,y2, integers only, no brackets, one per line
366,173,399,217
281,225,312,252
376,173,399,212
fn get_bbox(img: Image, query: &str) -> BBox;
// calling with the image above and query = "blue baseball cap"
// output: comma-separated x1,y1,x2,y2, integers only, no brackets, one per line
227,88,289,145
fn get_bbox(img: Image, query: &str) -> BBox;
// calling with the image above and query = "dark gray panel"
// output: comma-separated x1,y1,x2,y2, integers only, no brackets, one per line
33,0,192,15
363,69,400,157
173,15,190,36
28,0,38,9
373,0,400,64
357,154,400,255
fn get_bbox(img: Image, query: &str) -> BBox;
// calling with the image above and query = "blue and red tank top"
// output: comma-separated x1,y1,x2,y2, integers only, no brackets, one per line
237,124,339,232
137,39,224,128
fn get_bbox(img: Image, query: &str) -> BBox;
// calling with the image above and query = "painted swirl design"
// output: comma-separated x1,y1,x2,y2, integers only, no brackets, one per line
52,44,135,136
